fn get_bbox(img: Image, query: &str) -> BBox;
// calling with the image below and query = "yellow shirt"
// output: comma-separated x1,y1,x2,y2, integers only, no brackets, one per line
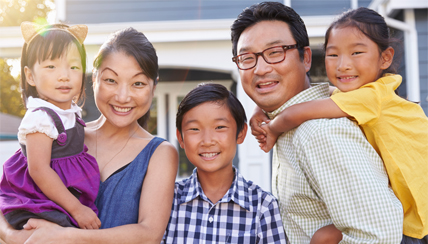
331,74,428,239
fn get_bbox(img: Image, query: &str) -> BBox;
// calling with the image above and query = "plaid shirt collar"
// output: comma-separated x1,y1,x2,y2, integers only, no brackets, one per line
266,83,330,120
177,166,251,211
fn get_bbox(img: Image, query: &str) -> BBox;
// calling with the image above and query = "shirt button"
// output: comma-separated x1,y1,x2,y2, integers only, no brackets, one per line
209,216,213,223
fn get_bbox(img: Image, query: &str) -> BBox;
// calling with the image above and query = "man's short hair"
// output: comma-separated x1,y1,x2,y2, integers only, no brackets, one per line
176,83,247,138
231,1,309,60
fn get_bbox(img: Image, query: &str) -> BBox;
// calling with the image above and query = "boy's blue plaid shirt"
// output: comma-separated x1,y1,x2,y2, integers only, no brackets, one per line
161,167,287,244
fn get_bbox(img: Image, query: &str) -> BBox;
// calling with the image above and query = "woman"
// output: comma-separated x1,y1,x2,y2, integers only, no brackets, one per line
0,27,178,244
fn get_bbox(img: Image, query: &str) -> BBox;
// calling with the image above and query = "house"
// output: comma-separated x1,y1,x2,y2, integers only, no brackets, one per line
0,113,21,140
0,113,21,171
0,0,426,190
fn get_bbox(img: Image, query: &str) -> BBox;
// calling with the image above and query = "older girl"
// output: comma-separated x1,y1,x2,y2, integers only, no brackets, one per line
251,7,428,244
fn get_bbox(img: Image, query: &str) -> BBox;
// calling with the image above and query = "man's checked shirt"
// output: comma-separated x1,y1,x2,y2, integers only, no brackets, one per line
161,167,287,244
267,83,403,244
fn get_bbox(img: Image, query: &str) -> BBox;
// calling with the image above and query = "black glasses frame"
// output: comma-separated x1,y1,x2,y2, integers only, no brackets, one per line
232,44,298,70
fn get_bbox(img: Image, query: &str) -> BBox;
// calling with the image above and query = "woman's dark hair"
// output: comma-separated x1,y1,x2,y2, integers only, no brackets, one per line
324,7,398,74
231,1,309,60
21,24,87,108
176,83,247,138
93,27,158,128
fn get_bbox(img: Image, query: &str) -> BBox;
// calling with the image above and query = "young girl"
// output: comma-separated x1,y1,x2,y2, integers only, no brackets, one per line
0,22,101,230
250,7,428,243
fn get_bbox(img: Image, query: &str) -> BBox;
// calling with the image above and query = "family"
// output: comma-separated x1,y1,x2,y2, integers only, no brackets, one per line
0,1,427,244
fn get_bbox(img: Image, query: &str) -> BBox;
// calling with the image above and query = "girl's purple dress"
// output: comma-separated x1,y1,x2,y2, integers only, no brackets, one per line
0,107,100,229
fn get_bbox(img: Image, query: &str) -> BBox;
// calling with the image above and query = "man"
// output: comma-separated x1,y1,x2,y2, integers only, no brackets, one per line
231,2,403,243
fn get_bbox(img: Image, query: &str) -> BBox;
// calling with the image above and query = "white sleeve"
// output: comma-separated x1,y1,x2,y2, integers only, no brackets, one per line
18,109,59,145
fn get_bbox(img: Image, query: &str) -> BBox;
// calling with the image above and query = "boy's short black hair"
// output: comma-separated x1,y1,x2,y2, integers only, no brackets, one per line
176,83,247,138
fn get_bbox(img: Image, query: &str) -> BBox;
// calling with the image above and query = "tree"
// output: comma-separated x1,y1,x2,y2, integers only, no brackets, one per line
0,0,53,117
0,59,25,117
0,0,53,27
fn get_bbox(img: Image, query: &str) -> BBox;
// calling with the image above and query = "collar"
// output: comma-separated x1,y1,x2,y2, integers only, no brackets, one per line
266,83,330,120
27,96,82,115
373,73,402,90
178,166,251,211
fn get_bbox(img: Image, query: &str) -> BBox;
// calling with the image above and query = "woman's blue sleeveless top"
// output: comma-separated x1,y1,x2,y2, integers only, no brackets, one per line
95,137,165,228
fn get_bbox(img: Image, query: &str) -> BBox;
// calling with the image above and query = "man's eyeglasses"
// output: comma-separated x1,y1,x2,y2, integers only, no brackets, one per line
232,44,298,70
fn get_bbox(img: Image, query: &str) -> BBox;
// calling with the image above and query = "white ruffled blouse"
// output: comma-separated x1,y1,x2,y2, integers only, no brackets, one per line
18,97,82,145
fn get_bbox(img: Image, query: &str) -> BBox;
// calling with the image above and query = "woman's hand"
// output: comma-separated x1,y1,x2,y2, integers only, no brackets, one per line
23,219,69,244
0,208,34,244
2,228,34,244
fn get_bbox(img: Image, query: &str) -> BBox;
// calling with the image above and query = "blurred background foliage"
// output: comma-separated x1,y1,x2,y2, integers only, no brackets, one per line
1,0,52,27
0,59,24,117
0,0,53,117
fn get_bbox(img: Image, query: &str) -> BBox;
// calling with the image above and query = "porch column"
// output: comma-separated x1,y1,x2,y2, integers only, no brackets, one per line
233,69,272,191
376,4,421,102
404,9,421,102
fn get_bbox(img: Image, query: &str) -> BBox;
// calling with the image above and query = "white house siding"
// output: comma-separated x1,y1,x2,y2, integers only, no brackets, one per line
0,141,19,166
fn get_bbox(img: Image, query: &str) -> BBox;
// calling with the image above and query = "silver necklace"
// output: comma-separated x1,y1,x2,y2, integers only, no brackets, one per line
96,126,138,172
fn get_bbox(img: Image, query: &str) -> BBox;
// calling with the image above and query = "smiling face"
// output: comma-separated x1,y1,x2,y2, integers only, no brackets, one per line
237,20,311,112
325,27,393,92
93,51,155,128
25,43,83,110
176,101,247,175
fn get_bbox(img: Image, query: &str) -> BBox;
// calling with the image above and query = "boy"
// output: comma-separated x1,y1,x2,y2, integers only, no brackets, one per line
162,83,287,244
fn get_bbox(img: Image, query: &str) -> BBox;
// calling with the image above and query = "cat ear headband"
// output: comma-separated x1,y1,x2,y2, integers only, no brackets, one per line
21,21,88,45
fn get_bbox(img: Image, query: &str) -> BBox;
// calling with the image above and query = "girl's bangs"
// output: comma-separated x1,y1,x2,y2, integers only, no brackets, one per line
30,30,80,63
